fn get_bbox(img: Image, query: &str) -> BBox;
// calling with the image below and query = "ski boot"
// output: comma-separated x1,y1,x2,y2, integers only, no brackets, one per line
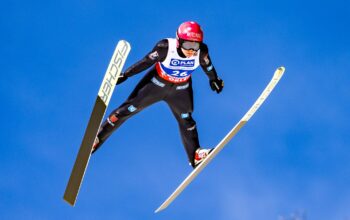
194,147,214,168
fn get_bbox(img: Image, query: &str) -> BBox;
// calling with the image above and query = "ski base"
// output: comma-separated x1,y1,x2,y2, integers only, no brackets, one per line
63,97,106,205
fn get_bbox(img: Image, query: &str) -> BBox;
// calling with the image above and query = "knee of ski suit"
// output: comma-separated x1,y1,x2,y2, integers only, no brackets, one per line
179,112,196,131
110,104,140,121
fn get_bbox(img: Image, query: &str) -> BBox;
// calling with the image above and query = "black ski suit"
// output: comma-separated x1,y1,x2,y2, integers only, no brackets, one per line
93,38,222,166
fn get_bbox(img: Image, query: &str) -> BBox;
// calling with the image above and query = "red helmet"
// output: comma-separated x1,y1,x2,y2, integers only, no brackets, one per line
176,21,203,42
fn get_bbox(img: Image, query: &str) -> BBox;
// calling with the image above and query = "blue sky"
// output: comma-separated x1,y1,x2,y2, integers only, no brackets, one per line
1,0,350,219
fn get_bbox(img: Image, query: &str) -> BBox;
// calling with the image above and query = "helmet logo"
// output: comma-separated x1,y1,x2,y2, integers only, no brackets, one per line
186,32,202,39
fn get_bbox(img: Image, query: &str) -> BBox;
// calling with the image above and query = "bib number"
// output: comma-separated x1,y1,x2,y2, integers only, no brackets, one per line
170,70,189,78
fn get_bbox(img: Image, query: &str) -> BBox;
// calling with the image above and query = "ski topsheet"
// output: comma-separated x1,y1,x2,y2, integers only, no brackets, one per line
155,67,285,213
63,40,131,206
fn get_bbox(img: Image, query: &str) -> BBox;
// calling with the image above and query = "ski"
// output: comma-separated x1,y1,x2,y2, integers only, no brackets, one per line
63,40,131,206
155,66,285,213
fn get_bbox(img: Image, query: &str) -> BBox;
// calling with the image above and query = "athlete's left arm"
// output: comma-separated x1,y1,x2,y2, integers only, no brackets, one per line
200,44,224,93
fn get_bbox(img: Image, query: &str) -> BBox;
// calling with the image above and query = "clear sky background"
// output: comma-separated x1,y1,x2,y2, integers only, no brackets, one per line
1,0,349,219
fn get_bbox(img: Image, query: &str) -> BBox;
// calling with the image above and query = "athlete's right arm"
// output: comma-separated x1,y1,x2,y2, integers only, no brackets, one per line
123,39,168,77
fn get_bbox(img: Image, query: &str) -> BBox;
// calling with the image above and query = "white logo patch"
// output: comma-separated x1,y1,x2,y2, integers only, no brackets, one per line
149,51,159,60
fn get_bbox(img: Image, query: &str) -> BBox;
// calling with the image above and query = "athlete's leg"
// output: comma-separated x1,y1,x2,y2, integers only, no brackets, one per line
164,82,200,166
92,73,165,153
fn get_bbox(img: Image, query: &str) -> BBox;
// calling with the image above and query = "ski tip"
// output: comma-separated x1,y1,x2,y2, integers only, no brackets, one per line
118,39,131,47
278,66,285,72
274,66,285,78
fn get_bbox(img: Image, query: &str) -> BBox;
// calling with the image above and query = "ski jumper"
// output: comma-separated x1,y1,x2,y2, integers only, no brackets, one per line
93,38,219,166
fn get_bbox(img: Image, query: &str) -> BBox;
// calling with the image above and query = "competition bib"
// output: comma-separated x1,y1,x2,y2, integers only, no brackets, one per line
156,38,200,83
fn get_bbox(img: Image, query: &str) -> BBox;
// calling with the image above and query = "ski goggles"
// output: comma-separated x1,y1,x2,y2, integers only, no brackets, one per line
181,41,200,51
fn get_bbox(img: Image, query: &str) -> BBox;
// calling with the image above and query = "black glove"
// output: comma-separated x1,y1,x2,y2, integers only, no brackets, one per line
209,77,224,93
116,73,128,85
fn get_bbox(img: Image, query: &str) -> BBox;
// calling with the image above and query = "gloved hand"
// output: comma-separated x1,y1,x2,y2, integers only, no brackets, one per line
209,77,224,93
116,73,128,85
